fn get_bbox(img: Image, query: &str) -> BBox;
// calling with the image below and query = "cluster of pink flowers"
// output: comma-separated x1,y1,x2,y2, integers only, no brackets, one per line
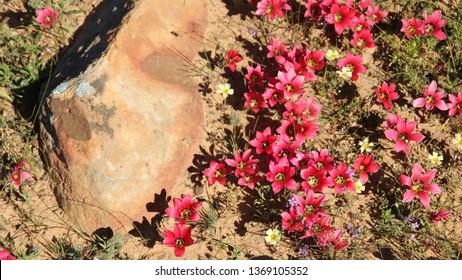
413,80,462,116
401,10,447,40
163,194,202,257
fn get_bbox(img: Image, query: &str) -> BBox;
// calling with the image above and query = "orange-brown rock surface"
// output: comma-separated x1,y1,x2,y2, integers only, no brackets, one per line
39,0,207,233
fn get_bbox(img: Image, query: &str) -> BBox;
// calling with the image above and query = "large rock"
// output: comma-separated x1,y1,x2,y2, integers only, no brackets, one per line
39,0,207,233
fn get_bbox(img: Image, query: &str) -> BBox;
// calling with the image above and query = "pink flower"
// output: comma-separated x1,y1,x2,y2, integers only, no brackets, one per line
293,191,327,219
202,160,229,186
249,127,277,154
337,53,366,81
244,64,265,86
422,10,447,40
10,160,32,187
317,229,348,251
311,149,334,172
447,92,462,116
376,82,399,110
353,154,379,184
301,214,332,238
345,0,371,11
328,162,355,193
225,149,259,177
300,166,331,193
304,50,325,72
265,157,297,194
365,4,388,25
352,15,372,32
256,0,292,21
165,194,202,224
384,119,424,155
0,248,16,260
267,37,287,64
350,29,375,49
281,207,304,233
237,171,262,190
429,210,451,223
413,80,448,111
35,6,58,29
400,18,424,38
325,4,356,34
244,91,268,113
163,223,194,257
262,88,285,107
275,68,305,97
226,50,243,72
382,113,402,130
400,163,441,209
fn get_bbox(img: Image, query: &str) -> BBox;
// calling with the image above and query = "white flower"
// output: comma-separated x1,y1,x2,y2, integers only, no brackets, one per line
355,180,365,194
216,83,234,98
264,228,282,245
428,152,443,165
452,133,462,151
325,49,340,61
359,137,374,153
336,66,352,80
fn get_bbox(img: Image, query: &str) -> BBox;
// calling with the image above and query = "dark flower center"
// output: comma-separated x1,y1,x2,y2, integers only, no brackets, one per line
279,149,289,158
335,175,345,186
286,125,296,137
407,25,416,34
285,84,294,92
398,133,408,142
315,162,324,170
260,140,269,149
356,24,364,32
425,24,434,33
307,59,316,68
312,223,321,233
346,64,355,72
425,96,435,104
266,6,274,14
244,174,253,181
45,16,52,23
456,103,462,111
215,170,224,179
13,173,20,180
175,238,185,248
237,162,246,170
275,172,286,182
181,209,192,219
356,38,366,47
250,74,260,83
272,92,281,100
304,205,315,215
359,165,365,172
371,14,378,21
249,98,258,108
379,92,388,100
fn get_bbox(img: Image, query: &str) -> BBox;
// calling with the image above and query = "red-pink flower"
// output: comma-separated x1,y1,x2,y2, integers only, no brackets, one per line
400,18,424,38
225,149,259,177
249,127,277,154
301,214,332,238
244,91,268,113
293,191,327,219
317,229,348,251
382,113,402,130
202,160,229,186
281,207,304,233
276,68,305,97
447,92,462,116
413,80,448,111
365,4,388,25
353,154,379,184
350,29,375,49
300,166,331,193
384,119,424,155
311,149,334,172
337,53,366,81
256,0,292,21
325,4,356,34
244,64,265,86
35,6,58,29
165,194,202,224
400,162,441,209
376,82,399,110
163,223,194,257
237,171,262,190
328,162,355,193
0,248,16,260
422,10,447,40
10,161,32,187
305,50,325,72
429,210,451,223
226,50,243,72
265,157,297,194
267,37,287,64
262,88,285,107
346,0,371,11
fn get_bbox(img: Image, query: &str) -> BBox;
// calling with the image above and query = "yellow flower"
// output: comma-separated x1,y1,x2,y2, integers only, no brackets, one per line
452,133,462,151
359,137,374,153
428,152,443,165
326,49,340,61
216,83,234,98
264,228,282,245
355,180,365,194
336,66,352,80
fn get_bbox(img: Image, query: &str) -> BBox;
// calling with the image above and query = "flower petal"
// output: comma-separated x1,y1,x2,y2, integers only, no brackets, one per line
417,192,431,209
402,189,416,203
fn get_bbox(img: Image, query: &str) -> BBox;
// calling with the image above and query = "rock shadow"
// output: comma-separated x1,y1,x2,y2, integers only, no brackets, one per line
128,189,171,248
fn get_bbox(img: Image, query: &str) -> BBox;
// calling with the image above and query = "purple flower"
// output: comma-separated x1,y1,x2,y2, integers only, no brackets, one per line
411,222,419,229
300,246,308,256
288,197,298,207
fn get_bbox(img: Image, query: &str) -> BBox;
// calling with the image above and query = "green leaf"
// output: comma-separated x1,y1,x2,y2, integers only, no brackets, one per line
0,89,13,102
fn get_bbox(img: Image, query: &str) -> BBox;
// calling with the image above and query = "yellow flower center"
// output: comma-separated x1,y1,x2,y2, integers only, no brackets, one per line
316,162,324,170
411,184,421,192
307,59,316,68
312,223,321,233
334,13,344,23
215,170,224,179
266,6,274,14
308,176,319,187
260,141,269,149
272,92,281,100
398,133,408,142
425,24,434,33
346,64,355,72
356,38,366,47
181,209,192,219
407,25,415,34
359,165,365,171
356,24,364,32
426,96,435,104
304,205,315,215
249,98,258,108
175,238,185,248
45,16,52,23
275,172,286,182
335,175,345,186
285,84,294,92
